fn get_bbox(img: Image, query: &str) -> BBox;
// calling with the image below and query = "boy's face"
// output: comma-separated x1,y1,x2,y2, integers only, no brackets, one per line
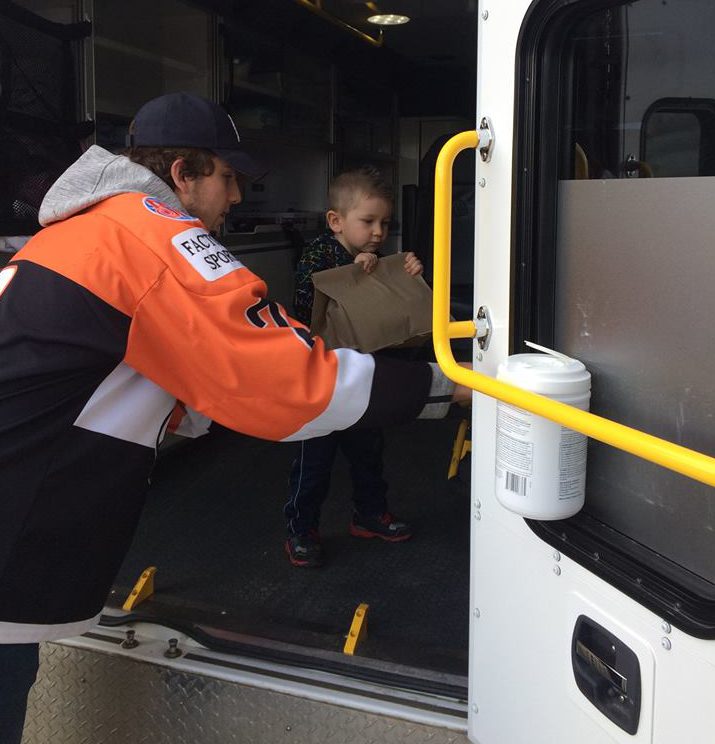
328,194,392,255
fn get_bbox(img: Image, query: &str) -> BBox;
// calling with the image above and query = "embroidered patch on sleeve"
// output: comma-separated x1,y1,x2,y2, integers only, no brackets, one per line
171,227,244,281
142,197,196,221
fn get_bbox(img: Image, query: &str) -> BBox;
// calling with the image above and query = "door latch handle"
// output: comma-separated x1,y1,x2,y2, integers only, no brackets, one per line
575,640,628,696
572,615,641,735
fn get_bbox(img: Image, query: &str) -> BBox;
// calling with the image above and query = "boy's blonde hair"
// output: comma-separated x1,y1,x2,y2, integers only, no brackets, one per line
328,165,393,214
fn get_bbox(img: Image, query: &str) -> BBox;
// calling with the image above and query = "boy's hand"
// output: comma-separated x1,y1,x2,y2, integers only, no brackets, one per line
403,252,423,276
354,252,378,273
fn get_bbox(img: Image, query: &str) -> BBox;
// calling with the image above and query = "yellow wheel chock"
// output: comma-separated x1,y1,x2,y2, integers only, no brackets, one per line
343,603,369,655
448,418,471,479
122,566,157,611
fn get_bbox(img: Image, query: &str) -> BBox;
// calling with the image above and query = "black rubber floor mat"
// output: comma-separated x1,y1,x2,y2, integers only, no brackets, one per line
112,416,471,676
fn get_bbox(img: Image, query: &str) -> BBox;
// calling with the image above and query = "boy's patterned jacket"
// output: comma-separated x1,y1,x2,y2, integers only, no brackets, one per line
293,231,364,325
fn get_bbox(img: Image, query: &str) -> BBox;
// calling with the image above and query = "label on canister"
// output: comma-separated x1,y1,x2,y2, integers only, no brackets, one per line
494,351,591,520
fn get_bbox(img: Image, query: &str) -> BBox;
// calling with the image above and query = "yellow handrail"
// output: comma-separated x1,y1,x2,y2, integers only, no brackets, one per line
433,130,715,488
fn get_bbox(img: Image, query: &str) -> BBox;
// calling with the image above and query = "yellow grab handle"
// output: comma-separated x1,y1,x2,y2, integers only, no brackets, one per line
433,130,715,488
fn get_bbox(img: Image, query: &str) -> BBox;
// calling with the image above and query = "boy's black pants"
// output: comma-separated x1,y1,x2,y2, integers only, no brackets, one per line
285,427,388,536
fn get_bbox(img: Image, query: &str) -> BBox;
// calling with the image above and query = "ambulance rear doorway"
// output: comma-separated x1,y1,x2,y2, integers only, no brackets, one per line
105,413,472,693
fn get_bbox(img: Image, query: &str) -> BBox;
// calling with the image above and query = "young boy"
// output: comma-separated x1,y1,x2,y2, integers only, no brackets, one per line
285,166,424,568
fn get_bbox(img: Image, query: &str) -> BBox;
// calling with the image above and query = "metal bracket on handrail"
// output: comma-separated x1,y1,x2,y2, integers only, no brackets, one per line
478,117,494,162
475,305,491,350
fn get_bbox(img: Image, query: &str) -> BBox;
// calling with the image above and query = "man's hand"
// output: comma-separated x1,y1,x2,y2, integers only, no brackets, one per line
354,252,378,273
403,251,423,276
451,362,473,406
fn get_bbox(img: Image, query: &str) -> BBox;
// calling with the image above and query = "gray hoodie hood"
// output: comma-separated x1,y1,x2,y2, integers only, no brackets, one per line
39,145,183,226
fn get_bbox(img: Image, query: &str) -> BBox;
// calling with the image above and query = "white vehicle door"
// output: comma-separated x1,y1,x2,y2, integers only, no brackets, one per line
434,1,715,742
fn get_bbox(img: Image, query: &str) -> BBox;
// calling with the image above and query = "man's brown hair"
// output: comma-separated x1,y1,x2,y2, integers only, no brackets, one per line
328,165,393,214
123,146,216,191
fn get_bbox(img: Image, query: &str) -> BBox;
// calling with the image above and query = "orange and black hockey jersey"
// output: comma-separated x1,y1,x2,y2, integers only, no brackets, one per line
0,147,453,642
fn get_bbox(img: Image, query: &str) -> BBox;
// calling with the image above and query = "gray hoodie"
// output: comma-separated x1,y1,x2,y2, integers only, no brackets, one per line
39,145,182,226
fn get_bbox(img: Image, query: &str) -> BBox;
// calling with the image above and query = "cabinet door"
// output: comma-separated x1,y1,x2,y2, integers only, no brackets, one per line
93,0,213,148
222,30,330,143
335,74,396,163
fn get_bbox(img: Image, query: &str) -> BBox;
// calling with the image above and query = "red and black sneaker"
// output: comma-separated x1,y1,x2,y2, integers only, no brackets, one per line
349,512,412,542
285,530,323,568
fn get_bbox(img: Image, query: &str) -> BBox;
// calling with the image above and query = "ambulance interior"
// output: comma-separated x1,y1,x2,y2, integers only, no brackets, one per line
0,0,478,697
94,0,715,711
108,0,477,694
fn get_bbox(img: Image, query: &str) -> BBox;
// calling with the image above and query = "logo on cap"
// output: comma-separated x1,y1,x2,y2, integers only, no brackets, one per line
143,197,196,221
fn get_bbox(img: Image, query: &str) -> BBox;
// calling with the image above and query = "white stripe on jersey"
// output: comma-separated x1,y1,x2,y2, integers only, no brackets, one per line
74,361,175,447
281,348,374,441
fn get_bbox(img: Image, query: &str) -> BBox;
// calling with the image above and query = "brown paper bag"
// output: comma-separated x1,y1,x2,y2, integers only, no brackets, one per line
310,253,433,352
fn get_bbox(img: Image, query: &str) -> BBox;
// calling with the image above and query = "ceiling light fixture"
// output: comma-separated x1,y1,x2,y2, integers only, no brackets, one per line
294,0,383,46
367,14,410,25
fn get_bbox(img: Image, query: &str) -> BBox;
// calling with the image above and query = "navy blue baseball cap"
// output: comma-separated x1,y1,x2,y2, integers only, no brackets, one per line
128,92,266,179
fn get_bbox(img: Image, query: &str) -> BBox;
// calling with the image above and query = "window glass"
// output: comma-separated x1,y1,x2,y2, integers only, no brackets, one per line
555,0,715,584
643,110,700,177
563,2,715,181
641,100,715,178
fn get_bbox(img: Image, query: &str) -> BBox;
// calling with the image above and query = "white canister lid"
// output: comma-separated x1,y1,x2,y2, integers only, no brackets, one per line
497,352,591,396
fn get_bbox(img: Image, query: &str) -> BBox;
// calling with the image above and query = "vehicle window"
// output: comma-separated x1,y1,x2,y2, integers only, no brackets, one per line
554,0,715,586
641,98,715,178
642,109,701,177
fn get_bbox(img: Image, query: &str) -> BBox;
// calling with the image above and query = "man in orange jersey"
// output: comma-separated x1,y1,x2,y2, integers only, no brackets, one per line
0,92,470,742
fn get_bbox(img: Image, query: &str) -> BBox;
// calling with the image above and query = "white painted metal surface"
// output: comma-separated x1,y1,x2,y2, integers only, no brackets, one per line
467,1,715,742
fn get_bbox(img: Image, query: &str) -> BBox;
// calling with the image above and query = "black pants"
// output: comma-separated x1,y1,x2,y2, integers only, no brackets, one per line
0,643,39,744
285,427,387,535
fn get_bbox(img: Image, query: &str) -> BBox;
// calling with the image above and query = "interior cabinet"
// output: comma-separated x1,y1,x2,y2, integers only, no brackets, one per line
334,74,398,201
222,25,396,177
223,31,331,145
93,0,213,149
219,24,397,229
89,5,397,224
335,76,396,158
0,0,90,235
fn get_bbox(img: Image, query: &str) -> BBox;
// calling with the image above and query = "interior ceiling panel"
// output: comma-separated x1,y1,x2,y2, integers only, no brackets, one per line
202,0,476,116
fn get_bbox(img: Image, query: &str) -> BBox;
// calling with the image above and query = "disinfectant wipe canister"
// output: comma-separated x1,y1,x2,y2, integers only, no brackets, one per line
495,349,591,520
